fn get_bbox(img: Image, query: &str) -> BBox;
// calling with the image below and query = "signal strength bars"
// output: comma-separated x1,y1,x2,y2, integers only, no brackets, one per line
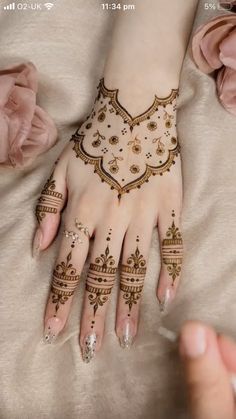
3,3,15,10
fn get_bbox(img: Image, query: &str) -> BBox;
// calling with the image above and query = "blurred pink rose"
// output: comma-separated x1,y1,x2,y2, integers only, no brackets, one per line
0,62,57,167
192,14,236,115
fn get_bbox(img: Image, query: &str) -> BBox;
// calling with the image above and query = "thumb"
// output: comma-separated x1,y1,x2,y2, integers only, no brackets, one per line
179,321,235,419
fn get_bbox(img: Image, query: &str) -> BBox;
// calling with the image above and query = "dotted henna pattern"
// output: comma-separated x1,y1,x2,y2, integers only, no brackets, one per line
72,79,180,198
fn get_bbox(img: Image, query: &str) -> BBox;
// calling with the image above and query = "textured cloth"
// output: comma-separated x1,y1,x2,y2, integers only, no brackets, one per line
0,62,57,167
1,1,236,418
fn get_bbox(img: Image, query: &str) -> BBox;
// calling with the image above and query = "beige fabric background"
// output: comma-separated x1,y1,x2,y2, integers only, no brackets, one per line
1,0,236,418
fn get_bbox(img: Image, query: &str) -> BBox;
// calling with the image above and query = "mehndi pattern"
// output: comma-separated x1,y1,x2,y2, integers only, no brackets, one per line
72,79,180,198
86,231,117,316
36,173,63,223
51,251,80,313
162,210,183,285
120,240,147,312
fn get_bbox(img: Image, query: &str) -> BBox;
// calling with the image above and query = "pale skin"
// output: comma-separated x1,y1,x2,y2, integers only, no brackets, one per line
179,321,236,419
33,0,199,360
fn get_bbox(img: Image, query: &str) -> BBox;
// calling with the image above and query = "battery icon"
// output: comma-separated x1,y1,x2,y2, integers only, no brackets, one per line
3,3,15,10
218,1,233,9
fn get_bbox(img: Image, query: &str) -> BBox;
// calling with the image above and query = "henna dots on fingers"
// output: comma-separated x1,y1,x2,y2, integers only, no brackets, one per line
162,211,183,285
72,79,180,199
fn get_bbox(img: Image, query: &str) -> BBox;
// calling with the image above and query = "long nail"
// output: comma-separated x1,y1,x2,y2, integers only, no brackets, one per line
119,319,134,350
158,326,178,343
33,228,42,258
159,288,171,313
43,317,63,344
180,324,206,359
82,333,97,363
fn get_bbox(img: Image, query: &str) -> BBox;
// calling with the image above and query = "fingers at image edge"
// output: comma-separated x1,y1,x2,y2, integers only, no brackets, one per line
179,321,235,419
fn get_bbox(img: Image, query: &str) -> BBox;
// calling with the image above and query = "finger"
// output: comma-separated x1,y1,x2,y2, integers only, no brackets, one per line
33,156,68,256
156,205,183,313
43,214,93,344
79,223,127,363
115,223,153,349
218,334,236,374
179,321,235,419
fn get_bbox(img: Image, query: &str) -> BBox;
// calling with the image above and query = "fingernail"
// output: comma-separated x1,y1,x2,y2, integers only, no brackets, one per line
33,228,42,258
159,288,171,313
119,319,134,350
82,333,97,363
43,317,63,344
180,324,207,359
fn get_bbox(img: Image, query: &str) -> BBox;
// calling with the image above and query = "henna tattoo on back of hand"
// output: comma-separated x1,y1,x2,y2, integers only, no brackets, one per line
72,79,180,199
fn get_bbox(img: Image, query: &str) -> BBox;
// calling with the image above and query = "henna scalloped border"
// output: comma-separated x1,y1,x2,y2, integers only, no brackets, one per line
99,78,178,130
72,132,180,197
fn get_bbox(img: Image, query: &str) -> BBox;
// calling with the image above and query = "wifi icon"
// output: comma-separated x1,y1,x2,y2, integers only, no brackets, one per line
44,2,54,10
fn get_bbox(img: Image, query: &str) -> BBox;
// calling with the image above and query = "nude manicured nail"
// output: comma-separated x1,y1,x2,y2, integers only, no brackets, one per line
43,317,63,344
180,324,207,359
119,319,134,349
82,333,97,363
159,288,171,313
33,228,42,258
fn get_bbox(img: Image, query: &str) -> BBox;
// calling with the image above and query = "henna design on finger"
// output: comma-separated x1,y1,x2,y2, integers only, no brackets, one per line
86,230,117,316
35,173,63,223
120,237,147,312
162,210,183,285
72,79,180,198
51,252,80,313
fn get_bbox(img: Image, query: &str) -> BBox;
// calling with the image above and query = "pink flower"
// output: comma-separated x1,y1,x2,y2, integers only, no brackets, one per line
192,14,236,115
0,62,57,167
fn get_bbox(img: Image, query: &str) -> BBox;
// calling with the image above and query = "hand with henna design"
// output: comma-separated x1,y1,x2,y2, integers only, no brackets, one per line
33,0,198,362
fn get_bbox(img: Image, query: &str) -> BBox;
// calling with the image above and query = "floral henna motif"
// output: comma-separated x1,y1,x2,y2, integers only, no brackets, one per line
86,232,117,316
51,251,80,313
162,210,183,285
72,79,180,198
120,240,147,312
35,173,63,223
